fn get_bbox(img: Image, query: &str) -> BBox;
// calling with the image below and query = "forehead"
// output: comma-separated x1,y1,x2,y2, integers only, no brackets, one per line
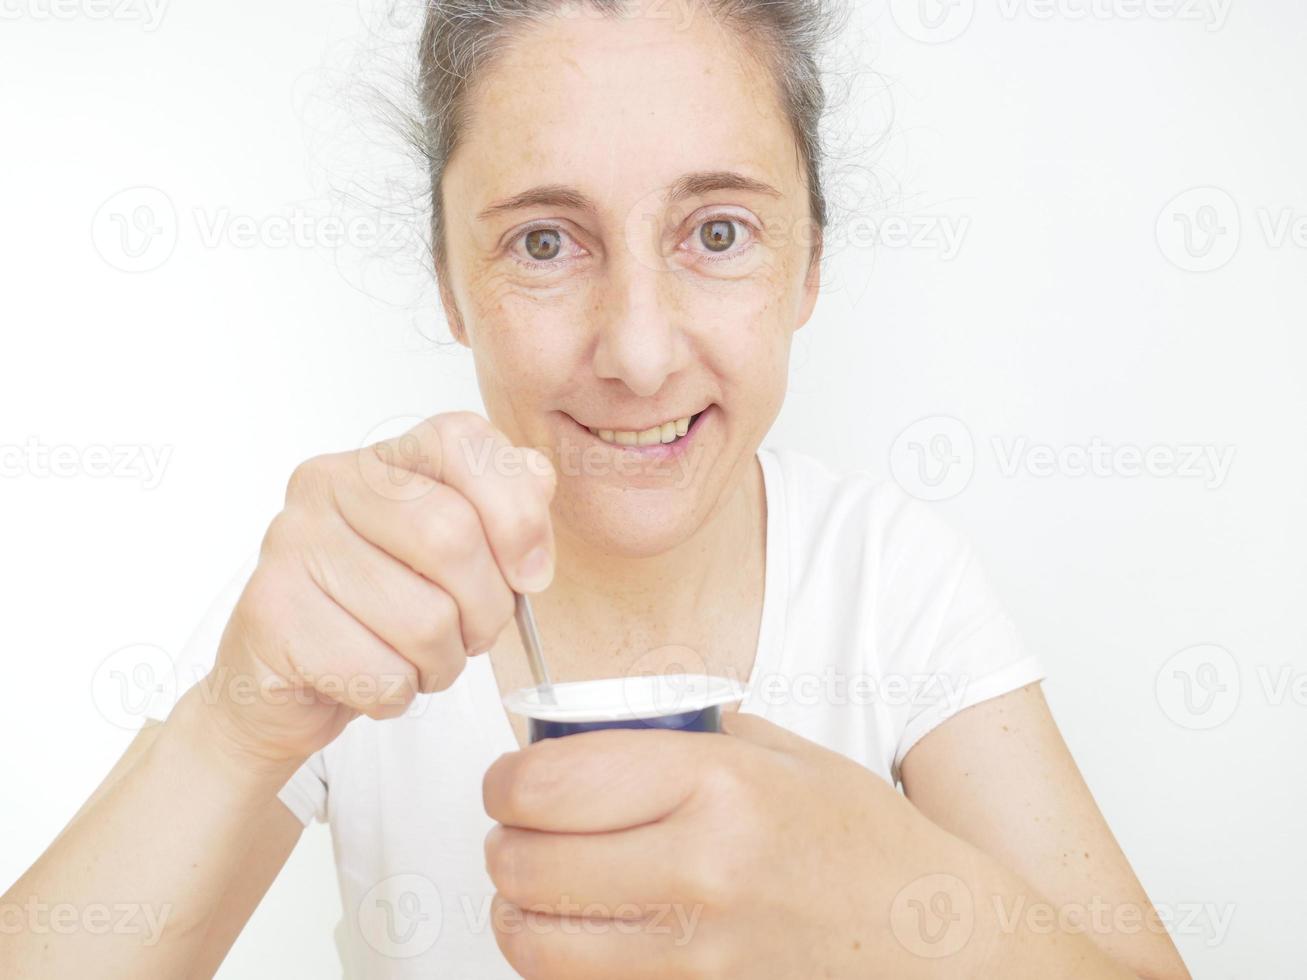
445,9,802,217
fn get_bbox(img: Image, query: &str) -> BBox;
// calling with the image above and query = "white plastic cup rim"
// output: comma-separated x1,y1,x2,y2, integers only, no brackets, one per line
503,673,748,724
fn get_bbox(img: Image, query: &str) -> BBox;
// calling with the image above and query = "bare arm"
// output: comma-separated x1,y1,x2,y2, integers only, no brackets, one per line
901,682,1191,980
0,686,306,979
1,413,555,977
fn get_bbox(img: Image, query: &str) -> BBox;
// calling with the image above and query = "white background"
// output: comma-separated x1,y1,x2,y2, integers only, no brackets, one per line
1,0,1302,976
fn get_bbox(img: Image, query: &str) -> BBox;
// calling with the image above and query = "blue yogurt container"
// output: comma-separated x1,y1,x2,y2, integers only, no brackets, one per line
503,673,748,743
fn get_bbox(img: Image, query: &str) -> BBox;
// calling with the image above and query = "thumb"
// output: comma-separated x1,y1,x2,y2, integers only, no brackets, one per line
720,710,813,755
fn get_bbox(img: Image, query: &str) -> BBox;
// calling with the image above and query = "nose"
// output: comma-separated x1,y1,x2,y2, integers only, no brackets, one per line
590,252,687,398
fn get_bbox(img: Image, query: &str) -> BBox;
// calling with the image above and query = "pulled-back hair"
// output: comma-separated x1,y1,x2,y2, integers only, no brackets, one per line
415,0,848,275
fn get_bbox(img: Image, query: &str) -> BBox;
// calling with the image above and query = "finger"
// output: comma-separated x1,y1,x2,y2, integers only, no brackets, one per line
241,564,418,720
335,462,515,655
718,710,808,754
486,821,690,915
490,893,714,980
297,509,470,693
483,728,720,832
372,413,558,594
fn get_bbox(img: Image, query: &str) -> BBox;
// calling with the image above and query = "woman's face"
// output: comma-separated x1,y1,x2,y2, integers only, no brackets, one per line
439,4,821,558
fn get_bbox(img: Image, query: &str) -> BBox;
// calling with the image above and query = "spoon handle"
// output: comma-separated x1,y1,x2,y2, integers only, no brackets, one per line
514,592,557,704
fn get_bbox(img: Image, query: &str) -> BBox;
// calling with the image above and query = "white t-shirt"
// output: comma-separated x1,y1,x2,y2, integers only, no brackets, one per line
144,444,1044,978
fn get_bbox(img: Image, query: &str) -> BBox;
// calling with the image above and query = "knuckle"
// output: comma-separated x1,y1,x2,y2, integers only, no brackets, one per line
364,699,410,721
437,410,495,451
502,747,562,819
439,409,489,434
470,586,515,652
524,449,558,495
405,596,466,693
505,922,566,980
259,510,303,560
483,827,520,896
698,756,755,808
419,589,461,646
419,649,465,694
417,495,486,564
682,850,738,910
285,454,332,503
491,907,534,977
233,567,289,651
499,504,550,554
363,673,418,718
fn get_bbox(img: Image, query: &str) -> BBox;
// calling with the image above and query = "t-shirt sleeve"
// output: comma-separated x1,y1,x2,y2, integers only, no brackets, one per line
142,550,329,827
872,490,1046,783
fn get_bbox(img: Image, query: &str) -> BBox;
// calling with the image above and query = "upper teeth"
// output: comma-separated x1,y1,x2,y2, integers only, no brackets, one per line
588,415,694,446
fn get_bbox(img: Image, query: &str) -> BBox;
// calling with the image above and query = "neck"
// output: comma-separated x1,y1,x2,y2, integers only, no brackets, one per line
532,452,767,675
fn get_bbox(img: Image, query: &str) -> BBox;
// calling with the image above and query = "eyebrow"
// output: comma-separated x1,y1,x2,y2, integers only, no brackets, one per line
476,170,783,221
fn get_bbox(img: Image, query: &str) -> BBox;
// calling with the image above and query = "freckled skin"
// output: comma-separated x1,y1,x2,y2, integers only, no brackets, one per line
447,23,1190,979
437,7,821,566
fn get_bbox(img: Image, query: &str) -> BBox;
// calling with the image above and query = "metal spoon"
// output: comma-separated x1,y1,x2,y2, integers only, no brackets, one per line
513,591,557,705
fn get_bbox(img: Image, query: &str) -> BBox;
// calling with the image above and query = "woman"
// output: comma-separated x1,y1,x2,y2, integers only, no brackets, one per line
1,1,1190,977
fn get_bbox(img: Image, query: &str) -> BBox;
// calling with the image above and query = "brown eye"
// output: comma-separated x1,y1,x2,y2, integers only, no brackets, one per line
524,228,563,261
701,220,737,253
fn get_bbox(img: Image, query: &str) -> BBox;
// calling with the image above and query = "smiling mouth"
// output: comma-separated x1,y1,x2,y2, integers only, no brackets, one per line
574,409,707,447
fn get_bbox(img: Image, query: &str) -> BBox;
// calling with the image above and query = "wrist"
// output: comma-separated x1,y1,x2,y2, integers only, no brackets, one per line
162,683,307,802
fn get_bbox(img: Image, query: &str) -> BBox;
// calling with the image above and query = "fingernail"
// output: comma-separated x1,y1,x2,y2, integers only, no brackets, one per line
516,545,554,593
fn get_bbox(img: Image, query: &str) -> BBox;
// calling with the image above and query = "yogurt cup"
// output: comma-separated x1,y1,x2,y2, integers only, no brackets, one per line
503,673,748,743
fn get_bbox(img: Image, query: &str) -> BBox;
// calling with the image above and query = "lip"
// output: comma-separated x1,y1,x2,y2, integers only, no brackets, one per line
563,405,713,461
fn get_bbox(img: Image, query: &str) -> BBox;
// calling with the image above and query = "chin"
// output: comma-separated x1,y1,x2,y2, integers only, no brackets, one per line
556,481,705,558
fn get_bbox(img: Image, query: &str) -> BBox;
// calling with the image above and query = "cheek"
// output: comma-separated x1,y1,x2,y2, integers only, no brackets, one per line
459,254,801,406
677,272,796,390
464,274,594,389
